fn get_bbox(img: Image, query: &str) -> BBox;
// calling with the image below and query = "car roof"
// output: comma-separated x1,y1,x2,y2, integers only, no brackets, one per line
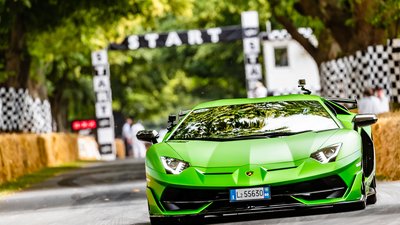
193,94,324,110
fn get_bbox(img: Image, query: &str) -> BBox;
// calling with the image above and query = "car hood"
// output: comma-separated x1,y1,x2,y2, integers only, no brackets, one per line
166,129,344,168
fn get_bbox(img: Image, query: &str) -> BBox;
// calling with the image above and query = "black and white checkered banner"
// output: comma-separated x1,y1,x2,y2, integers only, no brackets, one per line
320,39,400,103
0,87,52,133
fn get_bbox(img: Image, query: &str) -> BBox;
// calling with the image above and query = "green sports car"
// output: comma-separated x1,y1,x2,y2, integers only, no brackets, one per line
137,94,378,225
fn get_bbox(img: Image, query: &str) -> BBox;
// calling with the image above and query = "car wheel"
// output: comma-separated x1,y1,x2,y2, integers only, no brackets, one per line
352,199,367,210
350,172,367,210
367,176,377,205
150,216,204,225
150,217,177,225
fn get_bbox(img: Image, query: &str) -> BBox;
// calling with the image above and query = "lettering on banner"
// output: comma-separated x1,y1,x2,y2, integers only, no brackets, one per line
120,26,241,50
243,28,259,38
246,54,258,64
206,28,222,43
96,91,111,102
93,76,111,92
127,35,140,50
245,64,262,80
91,50,108,66
93,65,109,76
241,11,263,98
99,144,113,154
97,117,112,128
95,102,112,118
243,38,260,54
144,33,159,48
188,30,203,45
165,32,182,47
91,50,119,159
97,127,115,144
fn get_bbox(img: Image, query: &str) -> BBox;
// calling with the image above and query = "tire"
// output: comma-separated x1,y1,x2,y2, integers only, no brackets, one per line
367,176,377,205
334,200,365,212
150,217,178,225
150,216,204,225
352,199,366,210
351,172,367,210
367,193,377,205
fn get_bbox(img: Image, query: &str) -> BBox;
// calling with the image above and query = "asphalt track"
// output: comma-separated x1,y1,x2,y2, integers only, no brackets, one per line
0,159,399,225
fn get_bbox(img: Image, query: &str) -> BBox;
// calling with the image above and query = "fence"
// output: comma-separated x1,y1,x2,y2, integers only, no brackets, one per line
320,39,400,102
0,87,52,133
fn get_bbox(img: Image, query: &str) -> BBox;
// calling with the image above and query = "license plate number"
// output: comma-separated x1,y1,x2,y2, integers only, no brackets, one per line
229,187,271,202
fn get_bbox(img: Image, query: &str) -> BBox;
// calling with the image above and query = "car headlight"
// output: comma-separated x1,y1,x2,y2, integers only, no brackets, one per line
310,143,342,164
160,156,190,174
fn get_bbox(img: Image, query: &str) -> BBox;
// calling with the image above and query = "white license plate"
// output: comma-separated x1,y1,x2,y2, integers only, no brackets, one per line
229,187,271,202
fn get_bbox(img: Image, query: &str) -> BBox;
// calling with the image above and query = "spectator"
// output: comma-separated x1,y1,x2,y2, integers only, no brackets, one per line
131,118,146,158
374,86,390,113
253,81,268,98
122,117,133,157
157,128,168,143
358,88,380,114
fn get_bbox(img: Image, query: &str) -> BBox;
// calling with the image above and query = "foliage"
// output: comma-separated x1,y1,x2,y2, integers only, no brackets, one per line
24,0,193,128
269,0,400,63
1,0,399,130
172,101,335,140
102,0,272,126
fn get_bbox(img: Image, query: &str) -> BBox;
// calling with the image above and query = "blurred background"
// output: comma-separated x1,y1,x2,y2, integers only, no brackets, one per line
1,0,398,133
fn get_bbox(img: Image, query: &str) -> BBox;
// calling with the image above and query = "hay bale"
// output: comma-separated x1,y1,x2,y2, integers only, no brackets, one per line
0,134,44,183
373,111,400,180
39,133,79,166
0,133,79,184
115,138,125,159
78,136,100,160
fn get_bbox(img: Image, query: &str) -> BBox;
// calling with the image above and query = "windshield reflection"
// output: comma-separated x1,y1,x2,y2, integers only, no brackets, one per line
170,101,338,140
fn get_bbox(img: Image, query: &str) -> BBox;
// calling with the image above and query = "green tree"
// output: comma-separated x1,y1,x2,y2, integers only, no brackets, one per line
269,0,400,64
0,0,191,96
20,0,192,130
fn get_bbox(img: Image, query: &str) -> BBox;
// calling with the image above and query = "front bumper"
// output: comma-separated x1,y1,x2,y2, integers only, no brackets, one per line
146,151,364,217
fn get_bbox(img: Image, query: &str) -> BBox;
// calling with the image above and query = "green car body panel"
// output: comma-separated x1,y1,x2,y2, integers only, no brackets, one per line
144,94,377,219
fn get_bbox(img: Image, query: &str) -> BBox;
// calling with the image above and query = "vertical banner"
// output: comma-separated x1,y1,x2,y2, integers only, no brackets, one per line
241,11,263,98
91,50,116,161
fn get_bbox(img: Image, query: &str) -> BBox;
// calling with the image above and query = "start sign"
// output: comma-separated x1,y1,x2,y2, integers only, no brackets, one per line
71,119,97,131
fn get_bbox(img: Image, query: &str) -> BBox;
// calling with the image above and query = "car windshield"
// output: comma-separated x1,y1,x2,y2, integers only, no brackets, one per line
169,100,339,140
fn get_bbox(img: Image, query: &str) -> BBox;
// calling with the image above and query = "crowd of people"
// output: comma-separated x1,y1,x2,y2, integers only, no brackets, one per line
358,86,390,114
122,117,146,158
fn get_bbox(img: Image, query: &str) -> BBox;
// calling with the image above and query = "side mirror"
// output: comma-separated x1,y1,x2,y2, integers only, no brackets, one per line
137,130,159,144
353,114,378,127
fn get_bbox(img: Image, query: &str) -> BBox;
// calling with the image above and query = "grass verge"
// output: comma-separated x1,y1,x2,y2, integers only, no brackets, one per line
0,161,90,197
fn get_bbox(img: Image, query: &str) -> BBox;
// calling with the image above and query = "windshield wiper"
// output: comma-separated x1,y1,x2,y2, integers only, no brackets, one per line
169,137,232,142
169,130,315,141
265,130,314,137
229,130,314,140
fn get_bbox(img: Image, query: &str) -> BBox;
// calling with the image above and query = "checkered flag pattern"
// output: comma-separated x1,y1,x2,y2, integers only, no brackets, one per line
0,87,52,133
320,39,400,102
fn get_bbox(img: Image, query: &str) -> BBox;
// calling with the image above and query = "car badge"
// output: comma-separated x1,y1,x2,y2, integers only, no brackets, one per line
246,171,254,176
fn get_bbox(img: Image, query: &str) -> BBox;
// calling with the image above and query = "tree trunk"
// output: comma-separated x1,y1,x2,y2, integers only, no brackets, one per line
48,61,69,132
4,9,31,89
269,0,389,65
50,95,68,132
3,2,47,100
